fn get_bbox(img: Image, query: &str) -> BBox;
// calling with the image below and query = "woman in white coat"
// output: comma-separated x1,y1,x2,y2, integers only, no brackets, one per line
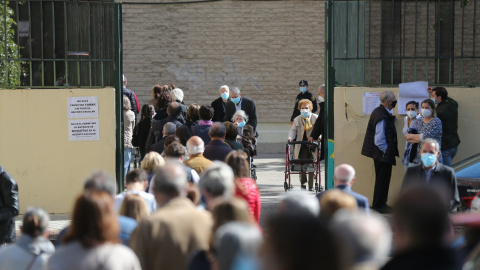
288,99,318,191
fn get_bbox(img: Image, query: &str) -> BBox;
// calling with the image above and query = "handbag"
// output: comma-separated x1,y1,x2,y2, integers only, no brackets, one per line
131,124,139,147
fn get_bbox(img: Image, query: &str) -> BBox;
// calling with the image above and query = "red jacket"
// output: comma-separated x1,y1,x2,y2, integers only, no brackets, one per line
234,178,261,223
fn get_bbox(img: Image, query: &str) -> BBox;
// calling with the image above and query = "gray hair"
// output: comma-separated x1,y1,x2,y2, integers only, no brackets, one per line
219,85,230,94
198,161,234,198
231,110,249,123
187,140,204,155
331,210,392,266
319,84,325,95
84,171,116,197
171,88,184,102
214,222,263,270
123,95,132,111
421,138,440,152
279,191,320,217
334,164,355,184
209,122,226,138
22,207,50,237
152,161,187,197
230,87,241,96
163,122,177,136
379,91,395,103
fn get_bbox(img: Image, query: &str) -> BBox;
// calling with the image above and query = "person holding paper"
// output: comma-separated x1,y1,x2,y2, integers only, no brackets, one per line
402,101,421,169
361,91,399,213
405,99,443,165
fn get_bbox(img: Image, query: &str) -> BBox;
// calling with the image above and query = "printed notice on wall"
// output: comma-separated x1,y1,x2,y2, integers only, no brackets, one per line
68,119,99,141
362,92,382,114
68,96,98,118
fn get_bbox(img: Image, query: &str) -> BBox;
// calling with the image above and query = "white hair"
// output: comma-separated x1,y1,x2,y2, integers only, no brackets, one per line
219,85,230,94
187,141,205,155
334,164,355,184
379,91,395,103
279,191,320,217
319,84,325,94
230,87,241,95
171,88,184,102
231,110,249,123
421,138,440,152
198,161,234,198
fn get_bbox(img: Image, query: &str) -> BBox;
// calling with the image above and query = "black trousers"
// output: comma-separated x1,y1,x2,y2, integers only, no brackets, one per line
372,159,393,208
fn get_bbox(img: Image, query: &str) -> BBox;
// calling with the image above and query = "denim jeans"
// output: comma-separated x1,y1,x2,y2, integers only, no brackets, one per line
124,148,132,179
442,147,458,167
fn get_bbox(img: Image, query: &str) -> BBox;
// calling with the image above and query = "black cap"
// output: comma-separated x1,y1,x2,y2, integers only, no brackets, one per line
299,80,308,86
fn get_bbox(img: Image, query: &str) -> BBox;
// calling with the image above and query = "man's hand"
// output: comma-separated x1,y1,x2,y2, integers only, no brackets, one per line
289,121,293,127
308,137,314,143
427,86,433,94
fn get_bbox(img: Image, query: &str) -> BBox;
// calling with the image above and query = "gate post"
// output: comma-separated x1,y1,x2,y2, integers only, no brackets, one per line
114,2,124,193
324,1,335,190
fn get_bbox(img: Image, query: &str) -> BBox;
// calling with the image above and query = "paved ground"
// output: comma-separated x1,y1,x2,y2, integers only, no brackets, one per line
14,153,324,239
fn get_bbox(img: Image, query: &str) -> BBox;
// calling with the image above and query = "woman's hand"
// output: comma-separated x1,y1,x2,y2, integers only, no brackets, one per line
233,122,239,127
405,133,421,143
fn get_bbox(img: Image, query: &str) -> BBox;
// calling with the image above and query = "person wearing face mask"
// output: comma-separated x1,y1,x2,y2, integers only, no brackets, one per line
290,80,317,127
431,87,460,167
308,84,326,161
361,91,399,213
405,99,443,165
231,110,257,157
211,85,230,122
402,101,421,169
288,99,319,191
402,138,460,212
224,87,258,133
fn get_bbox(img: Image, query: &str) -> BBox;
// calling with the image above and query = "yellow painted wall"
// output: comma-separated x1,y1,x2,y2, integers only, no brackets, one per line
0,88,117,214
334,87,480,205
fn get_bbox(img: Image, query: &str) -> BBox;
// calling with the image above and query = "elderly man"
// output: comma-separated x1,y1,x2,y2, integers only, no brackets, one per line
361,91,399,213
150,122,176,154
184,136,213,175
130,162,212,270
431,87,460,166
403,138,460,211
146,102,185,151
308,84,325,160
279,191,320,217
318,164,370,213
224,87,257,131
163,142,199,184
198,162,235,209
171,88,188,118
203,122,233,162
115,169,157,213
0,166,19,246
211,85,230,122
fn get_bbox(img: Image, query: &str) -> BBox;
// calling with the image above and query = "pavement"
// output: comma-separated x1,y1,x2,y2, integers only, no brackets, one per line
14,153,323,240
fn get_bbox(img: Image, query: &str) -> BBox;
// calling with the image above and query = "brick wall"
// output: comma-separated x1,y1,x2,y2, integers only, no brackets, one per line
122,0,325,123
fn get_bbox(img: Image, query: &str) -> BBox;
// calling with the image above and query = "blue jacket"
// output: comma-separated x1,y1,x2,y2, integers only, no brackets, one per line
204,140,234,162
317,184,370,214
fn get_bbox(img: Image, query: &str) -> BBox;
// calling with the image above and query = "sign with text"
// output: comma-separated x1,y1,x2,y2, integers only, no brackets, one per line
362,92,382,114
68,119,99,141
68,96,98,118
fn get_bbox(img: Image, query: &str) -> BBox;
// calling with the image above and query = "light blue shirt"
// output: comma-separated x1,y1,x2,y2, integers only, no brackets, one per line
374,106,392,153
423,164,437,183
235,97,242,111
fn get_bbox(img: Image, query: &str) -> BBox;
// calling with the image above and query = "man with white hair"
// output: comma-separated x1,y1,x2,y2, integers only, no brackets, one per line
211,85,230,122
130,162,212,270
171,88,188,118
331,211,392,269
318,164,370,213
361,91,399,213
184,136,213,175
279,191,320,217
224,87,257,131
198,161,234,209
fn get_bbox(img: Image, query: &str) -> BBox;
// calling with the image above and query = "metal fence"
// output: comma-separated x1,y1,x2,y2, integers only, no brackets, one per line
331,0,480,87
0,0,117,88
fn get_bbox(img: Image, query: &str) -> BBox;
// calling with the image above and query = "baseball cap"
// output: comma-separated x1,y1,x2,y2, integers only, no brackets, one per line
299,80,308,86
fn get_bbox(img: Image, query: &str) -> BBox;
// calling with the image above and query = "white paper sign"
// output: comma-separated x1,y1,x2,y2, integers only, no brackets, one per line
68,119,99,141
362,92,382,114
398,81,429,115
68,96,99,118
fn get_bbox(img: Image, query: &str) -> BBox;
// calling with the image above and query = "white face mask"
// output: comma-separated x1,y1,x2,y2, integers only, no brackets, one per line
407,111,417,119
318,96,325,103
421,108,432,118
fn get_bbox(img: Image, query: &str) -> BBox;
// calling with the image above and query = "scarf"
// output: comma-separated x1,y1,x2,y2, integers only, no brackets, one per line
199,120,213,126
303,117,312,131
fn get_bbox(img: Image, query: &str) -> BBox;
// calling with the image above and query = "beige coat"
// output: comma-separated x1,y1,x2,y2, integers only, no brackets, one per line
129,197,212,270
123,109,135,148
288,113,318,159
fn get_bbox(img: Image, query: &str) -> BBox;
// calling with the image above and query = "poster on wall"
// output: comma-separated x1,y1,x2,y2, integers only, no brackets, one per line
68,119,100,141
362,92,382,114
398,81,429,115
68,96,99,118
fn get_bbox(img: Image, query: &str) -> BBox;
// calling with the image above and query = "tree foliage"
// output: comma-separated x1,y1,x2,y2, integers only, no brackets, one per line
0,2,21,87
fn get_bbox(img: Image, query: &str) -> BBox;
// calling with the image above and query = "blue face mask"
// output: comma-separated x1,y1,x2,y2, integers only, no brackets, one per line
301,111,310,118
238,121,246,128
300,87,307,93
231,97,240,104
421,153,436,167
221,92,229,100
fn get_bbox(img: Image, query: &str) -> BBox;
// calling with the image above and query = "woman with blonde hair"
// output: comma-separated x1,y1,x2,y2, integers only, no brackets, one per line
141,152,165,192
225,150,261,223
118,193,149,222
287,99,318,191
123,95,136,179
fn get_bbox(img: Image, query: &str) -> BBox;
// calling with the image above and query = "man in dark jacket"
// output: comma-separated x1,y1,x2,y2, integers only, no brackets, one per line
122,75,140,115
146,102,185,152
0,166,19,246
361,91,399,213
203,122,233,162
432,87,460,167
211,85,230,122
309,84,325,160
402,138,460,212
290,80,317,126
224,87,257,131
